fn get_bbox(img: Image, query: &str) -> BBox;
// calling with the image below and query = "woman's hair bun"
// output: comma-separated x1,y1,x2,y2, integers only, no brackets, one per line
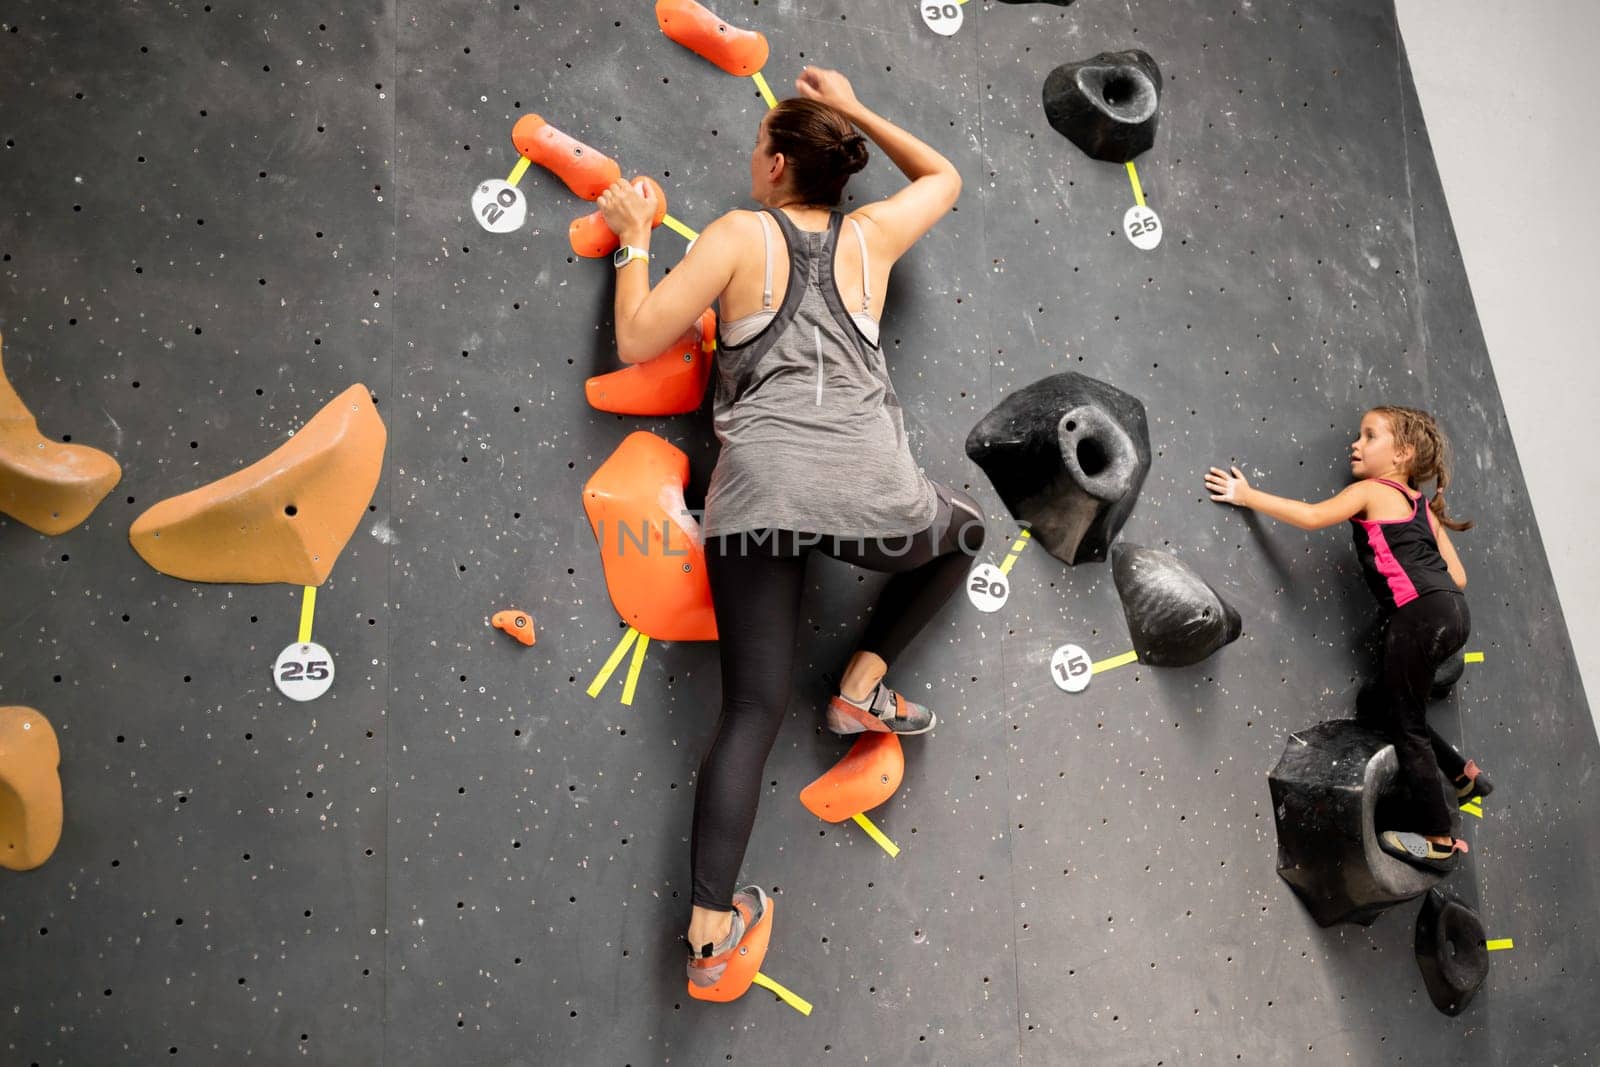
838,133,870,174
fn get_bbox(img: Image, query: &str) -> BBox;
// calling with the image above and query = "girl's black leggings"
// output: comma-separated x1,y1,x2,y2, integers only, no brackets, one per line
690,482,987,911
1356,590,1472,836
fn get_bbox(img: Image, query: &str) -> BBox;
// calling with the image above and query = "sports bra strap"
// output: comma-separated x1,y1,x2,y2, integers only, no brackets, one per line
1374,477,1415,499
757,212,774,310
847,217,870,313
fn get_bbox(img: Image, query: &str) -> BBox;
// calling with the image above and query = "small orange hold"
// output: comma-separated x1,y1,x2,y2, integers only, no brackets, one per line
569,175,668,258
492,610,536,646
655,0,770,78
511,114,622,201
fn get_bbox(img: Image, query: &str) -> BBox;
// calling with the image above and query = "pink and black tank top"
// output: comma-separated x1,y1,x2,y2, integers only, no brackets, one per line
1349,478,1458,611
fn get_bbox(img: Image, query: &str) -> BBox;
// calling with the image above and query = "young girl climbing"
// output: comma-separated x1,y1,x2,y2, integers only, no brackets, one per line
1204,405,1492,871
597,67,986,996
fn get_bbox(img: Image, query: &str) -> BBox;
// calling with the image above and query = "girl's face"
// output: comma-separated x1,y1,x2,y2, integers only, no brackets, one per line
1350,411,1410,479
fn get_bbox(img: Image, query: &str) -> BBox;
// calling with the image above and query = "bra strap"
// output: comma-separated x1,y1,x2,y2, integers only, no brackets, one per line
847,217,871,313
757,212,774,310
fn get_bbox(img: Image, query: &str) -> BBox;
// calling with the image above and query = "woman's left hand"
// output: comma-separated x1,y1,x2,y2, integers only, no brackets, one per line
596,179,656,244
1205,465,1251,505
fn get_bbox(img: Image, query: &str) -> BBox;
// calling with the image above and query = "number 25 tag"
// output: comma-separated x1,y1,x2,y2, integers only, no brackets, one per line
920,1,964,36
1123,205,1162,250
274,642,335,702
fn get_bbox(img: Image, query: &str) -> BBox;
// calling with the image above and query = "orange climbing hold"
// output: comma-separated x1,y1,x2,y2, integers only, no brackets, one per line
0,334,122,535
686,888,774,1002
0,706,63,872
655,0,770,77
582,431,717,642
128,383,386,586
800,732,905,822
586,309,716,416
511,114,623,201
569,176,668,258
492,609,537,646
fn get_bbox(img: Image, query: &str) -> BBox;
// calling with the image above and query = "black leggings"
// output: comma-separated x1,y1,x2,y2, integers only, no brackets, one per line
690,482,988,910
1356,591,1471,836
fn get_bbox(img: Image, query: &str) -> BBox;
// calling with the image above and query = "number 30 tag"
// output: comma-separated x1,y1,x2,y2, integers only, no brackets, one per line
274,642,335,702
1050,643,1093,693
920,1,964,36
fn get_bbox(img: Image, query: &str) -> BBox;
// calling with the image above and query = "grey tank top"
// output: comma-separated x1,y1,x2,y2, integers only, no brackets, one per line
702,208,939,539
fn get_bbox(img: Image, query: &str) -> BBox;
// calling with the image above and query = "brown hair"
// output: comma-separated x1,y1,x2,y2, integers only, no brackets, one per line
763,98,869,206
1369,405,1473,532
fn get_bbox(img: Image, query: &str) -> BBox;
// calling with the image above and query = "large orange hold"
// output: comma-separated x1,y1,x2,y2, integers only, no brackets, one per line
0,706,63,872
655,0,770,77
511,114,623,201
686,889,773,1002
0,333,122,535
586,310,716,416
129,384,386,586
569,176,668,259
800,732,905,822
582,431,716,642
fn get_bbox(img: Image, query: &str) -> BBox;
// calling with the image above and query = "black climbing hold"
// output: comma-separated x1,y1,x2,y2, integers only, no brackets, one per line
1431,652,1465,699
1268,720,1461,927
1414,888,1489,1016
964,372,1149,566
1110,545,1241,667
1042,49,1163,163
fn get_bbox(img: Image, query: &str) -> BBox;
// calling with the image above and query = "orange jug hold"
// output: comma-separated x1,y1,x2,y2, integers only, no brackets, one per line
568,175,668,258
655,0,770,78
585,309,715,416
511,114,622,201
799,732,905,822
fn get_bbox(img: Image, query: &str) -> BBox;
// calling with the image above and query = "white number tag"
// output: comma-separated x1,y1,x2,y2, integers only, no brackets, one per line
966,562,1009,613
471,179,527,234
920,1,964,36
274,642,335,702
1123,205,1162,250
1050,643,1093,693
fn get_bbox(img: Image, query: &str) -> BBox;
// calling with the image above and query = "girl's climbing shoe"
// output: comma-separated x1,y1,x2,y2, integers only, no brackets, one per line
1379,831,1469,872
826,681,936,736
1454,760,1494,806
686,885,773,1002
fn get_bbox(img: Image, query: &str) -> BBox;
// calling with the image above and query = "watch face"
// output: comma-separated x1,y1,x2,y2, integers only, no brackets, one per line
613,246,641,268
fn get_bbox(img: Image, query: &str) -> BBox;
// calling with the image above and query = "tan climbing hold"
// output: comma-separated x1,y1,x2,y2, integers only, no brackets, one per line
129,383,386,586
0,706,63,872
0,333,122,535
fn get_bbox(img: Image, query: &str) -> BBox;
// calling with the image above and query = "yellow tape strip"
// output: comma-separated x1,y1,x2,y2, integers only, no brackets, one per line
997,529,1032,576
662,214,699,242
1092,650,1139,675
1462,801,1483,819
851,812,901,858
297,586,317,645
620,632,650,706
586,627,639,698
1464,651,1485,664
506,156,531,187
1485,938,1514,951
751,71,777,109
751,971,813,1016
1126,161,1146,208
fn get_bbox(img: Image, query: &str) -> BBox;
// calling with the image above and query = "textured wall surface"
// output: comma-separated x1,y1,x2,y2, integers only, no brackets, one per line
2,1,1595,1064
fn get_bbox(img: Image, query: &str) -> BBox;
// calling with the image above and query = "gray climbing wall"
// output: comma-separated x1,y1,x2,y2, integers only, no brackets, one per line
2,0,1596,1064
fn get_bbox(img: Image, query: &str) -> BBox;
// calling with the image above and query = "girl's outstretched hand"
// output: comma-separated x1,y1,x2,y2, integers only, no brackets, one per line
795,66,861,115
1205,466,1251,505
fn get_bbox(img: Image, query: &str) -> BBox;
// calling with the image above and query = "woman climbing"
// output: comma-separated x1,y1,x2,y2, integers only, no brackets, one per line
1204,406,1492,871
596,66,987,994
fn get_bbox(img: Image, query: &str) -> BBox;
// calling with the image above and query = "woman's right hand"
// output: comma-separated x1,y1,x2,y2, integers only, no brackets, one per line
795,66,861,116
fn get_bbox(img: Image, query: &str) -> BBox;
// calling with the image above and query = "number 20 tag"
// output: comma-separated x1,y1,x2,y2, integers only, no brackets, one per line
967,562,1009,613
471,179,528,234
920,1,964,36
274,642,335,702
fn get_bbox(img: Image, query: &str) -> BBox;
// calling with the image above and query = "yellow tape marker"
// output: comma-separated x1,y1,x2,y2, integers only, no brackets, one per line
851,812,901,858
506,156,531,187
1464,651,1485,664
1091,650,1139,675
1485,938,1514,951
297,586,317,644
751,70,777,109
1126,161,1146,208
662,214,699,242
620,632,650,706
1462,801,1483,819
751,971,813,1016
997,529,1033,576
587,627,639,698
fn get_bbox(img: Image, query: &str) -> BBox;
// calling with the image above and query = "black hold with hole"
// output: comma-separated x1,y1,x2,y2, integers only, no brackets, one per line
1042,49,1163,163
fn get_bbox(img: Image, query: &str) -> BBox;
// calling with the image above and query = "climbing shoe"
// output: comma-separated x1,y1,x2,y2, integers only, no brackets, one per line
1378,831,1469,872
1454,760,1494,806
826,681,936,736
686,885,772,1002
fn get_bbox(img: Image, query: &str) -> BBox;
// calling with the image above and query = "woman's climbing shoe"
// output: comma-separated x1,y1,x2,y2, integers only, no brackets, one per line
1379,831,1469,872
826,681,936,736
1454,761,1494,806
686,885,773,1002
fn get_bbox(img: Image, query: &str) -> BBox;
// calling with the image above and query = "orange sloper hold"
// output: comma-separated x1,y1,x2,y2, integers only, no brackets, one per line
512,114,623,201
0,334,122,535
492,609,537,646
586,309,716,416
686,889,774,1002
655,0,770,77
569,176,668,259
0,706,63,872
128,384,386,586
800,732,905,823
582,431,717,642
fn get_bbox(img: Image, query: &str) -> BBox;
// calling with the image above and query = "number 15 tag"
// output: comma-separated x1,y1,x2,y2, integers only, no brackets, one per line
274,642,335,702
1050,643,1093,693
